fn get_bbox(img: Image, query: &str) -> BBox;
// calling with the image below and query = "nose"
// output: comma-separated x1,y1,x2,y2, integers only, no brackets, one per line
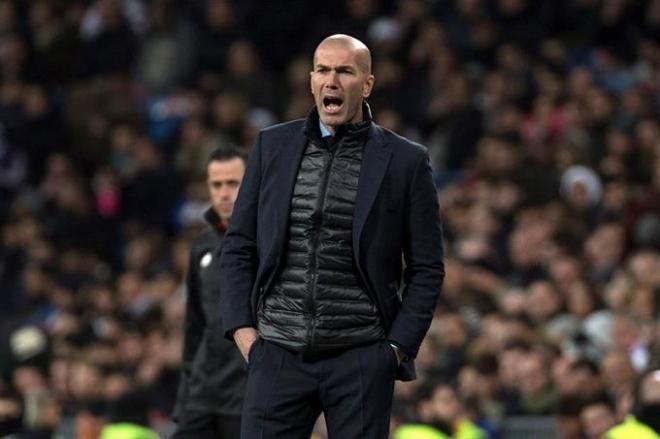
325,71,339,88
218,185,231,199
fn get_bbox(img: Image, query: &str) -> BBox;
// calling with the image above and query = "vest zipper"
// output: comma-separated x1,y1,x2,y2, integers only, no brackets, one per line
305,143,337,349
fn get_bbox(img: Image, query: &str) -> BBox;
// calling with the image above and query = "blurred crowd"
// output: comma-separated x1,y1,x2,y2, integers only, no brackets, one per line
0,0,659,438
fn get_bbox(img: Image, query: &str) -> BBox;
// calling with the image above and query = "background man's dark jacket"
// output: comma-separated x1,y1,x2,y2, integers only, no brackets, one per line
220,117,445,381
173,209,245,418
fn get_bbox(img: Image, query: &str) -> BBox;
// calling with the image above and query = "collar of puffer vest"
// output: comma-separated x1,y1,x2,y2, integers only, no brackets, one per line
303,101,373,145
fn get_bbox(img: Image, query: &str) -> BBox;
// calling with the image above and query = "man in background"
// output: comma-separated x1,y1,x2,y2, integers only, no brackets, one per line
172,147,247,438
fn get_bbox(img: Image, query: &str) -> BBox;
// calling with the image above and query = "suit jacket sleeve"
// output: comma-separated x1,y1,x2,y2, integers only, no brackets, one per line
388,151,444,358
219,133,262,339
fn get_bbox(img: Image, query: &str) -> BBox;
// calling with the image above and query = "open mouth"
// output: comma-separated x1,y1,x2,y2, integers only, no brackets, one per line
323,96,343,113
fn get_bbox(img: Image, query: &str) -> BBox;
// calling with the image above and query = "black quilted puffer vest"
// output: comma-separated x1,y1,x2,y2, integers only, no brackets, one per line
257,106,384,355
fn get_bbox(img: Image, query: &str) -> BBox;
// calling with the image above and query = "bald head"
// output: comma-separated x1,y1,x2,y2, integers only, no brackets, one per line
641,370,660,404
310,33,375,132
314,34,372,74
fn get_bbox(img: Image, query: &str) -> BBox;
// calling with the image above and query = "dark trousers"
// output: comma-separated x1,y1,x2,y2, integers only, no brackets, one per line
241,338,397,439
172,410,241,439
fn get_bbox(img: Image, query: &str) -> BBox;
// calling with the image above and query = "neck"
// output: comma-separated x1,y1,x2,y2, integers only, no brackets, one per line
325,105,366,135
349,111,364,129
208,207,229,229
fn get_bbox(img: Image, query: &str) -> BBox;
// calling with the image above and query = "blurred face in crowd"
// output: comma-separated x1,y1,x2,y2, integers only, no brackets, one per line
580,402,616,439
565,282,596,317
207,157,245,223
601,351,635,392
310,34,374,134
517,353,549,396
12,366,46,394
69,361,102,400
585,223,625,267
526,281,561,323
104,373,130,400
437,313,468,348
628,251,660,288
499,346,528,386
611,314,641,352
638,370,660,432
0,392,21,434
431,384,462,424
640,370,660,405
574,365,602,397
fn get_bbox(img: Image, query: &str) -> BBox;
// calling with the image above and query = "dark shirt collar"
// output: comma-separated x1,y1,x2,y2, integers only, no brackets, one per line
203,208,227,233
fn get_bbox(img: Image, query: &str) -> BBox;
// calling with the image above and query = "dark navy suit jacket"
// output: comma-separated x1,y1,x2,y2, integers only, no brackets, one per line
219,118,444,381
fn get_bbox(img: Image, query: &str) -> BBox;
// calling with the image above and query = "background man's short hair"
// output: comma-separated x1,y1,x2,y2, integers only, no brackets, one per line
207,146,247,166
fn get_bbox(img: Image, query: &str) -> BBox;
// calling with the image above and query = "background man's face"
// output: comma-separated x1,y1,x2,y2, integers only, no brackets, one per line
310,43,374,132
207,157,245,222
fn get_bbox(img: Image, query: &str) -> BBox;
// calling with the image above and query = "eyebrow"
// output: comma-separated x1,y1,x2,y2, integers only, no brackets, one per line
315,64,356,72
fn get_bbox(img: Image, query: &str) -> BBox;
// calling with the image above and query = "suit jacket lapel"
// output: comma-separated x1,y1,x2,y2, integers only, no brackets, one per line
353,124,392,259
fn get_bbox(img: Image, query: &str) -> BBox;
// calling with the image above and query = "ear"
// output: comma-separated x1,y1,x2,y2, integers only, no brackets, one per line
362,74,375,98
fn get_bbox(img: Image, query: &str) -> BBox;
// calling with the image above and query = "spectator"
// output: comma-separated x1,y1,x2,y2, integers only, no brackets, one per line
427,381,488,438
580,395,618,439
605,368,660,438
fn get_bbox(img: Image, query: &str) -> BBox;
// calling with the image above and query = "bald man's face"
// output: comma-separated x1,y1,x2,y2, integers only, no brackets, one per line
310,41,374,133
